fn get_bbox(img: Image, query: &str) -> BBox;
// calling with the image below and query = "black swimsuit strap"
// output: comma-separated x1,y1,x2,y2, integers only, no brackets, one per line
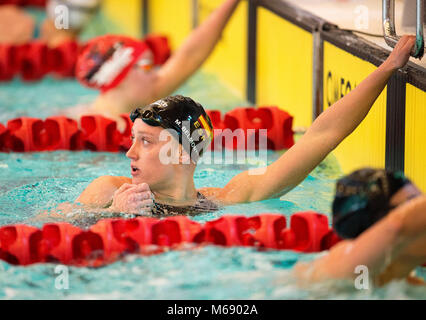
152,192,219,216
196,191,207,200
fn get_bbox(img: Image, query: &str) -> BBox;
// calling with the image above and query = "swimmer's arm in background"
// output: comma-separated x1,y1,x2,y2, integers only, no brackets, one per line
151,0,242,100
210,36,417,204
294,195,426,284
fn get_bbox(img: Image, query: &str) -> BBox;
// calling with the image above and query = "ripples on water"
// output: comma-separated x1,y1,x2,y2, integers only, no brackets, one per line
1,149,423,299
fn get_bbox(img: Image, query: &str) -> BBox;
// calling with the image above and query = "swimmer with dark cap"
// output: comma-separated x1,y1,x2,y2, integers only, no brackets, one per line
66,35,418,218
62,0,243,129
294,168,426,286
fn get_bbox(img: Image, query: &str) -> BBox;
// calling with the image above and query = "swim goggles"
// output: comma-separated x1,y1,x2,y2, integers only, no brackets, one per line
140,107,184,141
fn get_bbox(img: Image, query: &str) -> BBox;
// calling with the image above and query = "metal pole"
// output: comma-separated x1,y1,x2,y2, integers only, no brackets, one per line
247,0,257,104
192,0,199,29
142,0,149,36
383,0,424,58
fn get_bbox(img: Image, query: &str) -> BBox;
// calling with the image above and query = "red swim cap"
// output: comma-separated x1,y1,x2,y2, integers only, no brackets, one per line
76,35,151,93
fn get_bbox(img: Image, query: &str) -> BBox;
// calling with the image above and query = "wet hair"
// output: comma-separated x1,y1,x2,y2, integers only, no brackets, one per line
130,95,213,163
332,168,411,239
130,96,207,123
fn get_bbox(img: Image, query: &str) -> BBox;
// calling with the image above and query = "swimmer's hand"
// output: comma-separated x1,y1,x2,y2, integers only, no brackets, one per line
386,35,417,70
109,183,155,215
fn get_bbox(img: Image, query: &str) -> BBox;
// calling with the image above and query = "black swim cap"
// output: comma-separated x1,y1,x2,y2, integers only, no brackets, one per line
130,95,213,163
332,168,410,239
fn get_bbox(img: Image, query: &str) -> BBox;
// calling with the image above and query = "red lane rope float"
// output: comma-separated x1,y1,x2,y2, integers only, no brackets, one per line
20,41,48,81
6,117,45,152
0,41,79,80
0,35,170,81
5,116,84,152
0,123,8,152
0,44,21,81
45,40,79,77
0,212,342,267
224,107,294,150
0,106,295,152
206,107,294,151
80,115,122,152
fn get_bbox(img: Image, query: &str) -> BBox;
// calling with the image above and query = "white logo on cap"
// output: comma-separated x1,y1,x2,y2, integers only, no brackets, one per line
153,99,168,109
90,44,134,87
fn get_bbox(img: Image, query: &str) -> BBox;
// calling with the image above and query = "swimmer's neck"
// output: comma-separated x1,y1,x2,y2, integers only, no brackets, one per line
148,180,199,207
153,190,199,207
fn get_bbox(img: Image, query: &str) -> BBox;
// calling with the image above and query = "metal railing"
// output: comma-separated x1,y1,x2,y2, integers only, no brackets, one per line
383,0,424,58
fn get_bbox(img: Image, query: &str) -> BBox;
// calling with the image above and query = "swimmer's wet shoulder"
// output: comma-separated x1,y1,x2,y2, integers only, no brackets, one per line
76,176,221,214
76,175,131,208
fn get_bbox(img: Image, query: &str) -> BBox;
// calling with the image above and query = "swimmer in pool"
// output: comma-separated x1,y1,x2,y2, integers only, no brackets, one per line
0,0,101,47
294,168,426,286
70,35,417,217
62,0,243,129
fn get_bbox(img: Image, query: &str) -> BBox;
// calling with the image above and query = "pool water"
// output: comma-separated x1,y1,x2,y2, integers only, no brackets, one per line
0,72,424,299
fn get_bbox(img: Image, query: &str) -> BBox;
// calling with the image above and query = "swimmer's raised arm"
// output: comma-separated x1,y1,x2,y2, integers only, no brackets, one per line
212,36,416,204
293,195,426,284
152,0,241,100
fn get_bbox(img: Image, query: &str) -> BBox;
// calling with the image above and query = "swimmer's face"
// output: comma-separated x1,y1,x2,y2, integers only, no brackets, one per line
126,119,180,187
